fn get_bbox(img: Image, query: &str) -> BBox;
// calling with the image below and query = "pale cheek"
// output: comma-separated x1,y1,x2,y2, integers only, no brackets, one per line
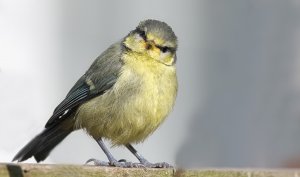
133,34,147,51
160,52,170,59
137,42,147,52
124,35,146,52
163,57,174,65
160,53,174,65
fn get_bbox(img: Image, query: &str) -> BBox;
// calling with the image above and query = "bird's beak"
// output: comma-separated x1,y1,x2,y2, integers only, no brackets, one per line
145,41,155,50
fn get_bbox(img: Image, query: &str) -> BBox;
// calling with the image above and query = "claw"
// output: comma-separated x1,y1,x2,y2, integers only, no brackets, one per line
85,158,109,166
153,162,173,168
142,161,173,168
118,159,127,162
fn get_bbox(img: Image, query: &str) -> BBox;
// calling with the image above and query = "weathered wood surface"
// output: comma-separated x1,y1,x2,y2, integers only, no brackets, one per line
1,163,300,177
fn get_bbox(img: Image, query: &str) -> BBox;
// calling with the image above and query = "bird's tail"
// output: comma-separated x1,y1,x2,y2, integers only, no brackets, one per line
12,119,74,162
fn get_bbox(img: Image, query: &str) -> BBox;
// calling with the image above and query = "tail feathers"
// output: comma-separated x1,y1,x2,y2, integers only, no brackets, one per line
13,123,72,162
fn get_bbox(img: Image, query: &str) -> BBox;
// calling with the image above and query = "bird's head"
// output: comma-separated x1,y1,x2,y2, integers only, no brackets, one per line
123,19,177,66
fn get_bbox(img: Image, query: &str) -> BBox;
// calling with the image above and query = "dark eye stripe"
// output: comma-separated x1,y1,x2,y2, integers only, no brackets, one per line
136,29,147,41
161,46,169,53
157,45,175,53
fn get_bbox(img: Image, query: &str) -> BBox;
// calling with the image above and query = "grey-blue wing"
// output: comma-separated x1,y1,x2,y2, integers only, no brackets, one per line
45,42,123,128
45,79,89,127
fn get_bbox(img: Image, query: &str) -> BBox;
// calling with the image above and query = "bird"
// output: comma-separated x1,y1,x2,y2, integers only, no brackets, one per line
13,19,178,168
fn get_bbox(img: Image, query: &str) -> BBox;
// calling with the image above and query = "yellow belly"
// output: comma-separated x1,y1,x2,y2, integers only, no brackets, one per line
75,53,177,145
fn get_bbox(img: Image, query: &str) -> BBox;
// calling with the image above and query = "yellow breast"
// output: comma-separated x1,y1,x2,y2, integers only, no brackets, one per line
75,52,177,145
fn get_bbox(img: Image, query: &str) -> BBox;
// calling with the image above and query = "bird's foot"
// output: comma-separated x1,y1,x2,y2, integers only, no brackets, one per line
141,161,173,168
85,158,146,168
85,158,109,166
122,159,173,168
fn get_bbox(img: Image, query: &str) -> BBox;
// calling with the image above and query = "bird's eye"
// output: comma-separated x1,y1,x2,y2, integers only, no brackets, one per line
161,46,169,53
137,29,147,41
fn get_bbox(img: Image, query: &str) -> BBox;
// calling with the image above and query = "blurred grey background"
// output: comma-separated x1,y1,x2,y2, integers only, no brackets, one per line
1,0,300,168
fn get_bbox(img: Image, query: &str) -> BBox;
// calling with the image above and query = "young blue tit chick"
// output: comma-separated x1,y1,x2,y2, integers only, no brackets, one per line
13,19,178,168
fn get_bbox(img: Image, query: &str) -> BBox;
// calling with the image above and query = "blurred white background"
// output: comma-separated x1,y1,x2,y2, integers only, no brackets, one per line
1,0,300,168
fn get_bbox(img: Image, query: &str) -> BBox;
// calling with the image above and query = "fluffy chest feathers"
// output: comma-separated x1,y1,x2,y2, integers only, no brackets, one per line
75,52,177,145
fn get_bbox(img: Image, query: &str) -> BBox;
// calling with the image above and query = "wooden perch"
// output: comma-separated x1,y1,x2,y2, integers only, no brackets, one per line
1,163,300,177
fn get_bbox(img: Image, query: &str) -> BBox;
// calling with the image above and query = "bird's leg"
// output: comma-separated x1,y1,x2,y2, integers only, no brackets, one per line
125,144,173,168
85,138,113,166
86,138,143,168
